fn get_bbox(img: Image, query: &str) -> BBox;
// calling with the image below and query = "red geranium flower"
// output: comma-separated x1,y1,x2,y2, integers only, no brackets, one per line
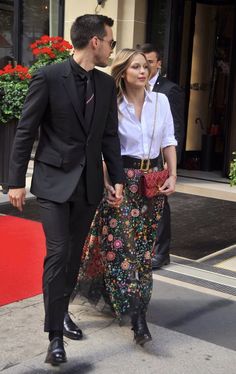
29,35,72,62
0,64,31,81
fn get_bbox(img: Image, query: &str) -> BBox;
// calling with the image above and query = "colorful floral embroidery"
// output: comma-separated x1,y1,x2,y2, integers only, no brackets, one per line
78,168,164,319
127,169,135,178
107,234,113,242
131,208,140,217
114,239,123,249
129,184,139,193
109,218,118,228
102,225,108,235
121,260,130,270
107,251,116,261
144,251,151,260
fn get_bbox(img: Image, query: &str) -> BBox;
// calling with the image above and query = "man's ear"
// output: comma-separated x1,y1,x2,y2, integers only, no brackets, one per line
91,36,99,49
157,60,162,69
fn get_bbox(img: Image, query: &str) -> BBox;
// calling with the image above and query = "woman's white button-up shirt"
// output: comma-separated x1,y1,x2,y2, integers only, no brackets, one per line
118,91,177,159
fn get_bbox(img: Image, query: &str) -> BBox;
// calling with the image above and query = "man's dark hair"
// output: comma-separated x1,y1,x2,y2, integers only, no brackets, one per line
138,43,162,61
70,14,114,49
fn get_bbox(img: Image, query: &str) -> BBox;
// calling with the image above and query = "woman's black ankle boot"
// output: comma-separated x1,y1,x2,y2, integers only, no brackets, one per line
131,311,152,346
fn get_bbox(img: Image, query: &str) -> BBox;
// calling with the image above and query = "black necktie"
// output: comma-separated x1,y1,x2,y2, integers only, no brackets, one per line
84,72,94,126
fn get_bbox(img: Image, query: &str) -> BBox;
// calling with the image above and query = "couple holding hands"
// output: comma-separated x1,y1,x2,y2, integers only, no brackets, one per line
8,14,176,366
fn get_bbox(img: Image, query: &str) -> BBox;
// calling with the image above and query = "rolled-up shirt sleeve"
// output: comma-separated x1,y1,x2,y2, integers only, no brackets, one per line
161,95,178,149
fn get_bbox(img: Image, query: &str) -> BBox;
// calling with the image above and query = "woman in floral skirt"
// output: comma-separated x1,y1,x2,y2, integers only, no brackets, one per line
76,49,177,346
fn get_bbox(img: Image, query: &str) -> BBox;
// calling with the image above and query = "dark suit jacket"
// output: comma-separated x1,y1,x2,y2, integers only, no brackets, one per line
8,59,124,204
153,75,185,163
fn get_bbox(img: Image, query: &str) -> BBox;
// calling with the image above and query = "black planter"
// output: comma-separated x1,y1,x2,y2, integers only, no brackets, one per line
0,119,17,192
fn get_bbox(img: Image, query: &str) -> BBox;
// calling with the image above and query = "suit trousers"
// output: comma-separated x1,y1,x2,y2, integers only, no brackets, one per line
154,196,171,258
38,175,97,332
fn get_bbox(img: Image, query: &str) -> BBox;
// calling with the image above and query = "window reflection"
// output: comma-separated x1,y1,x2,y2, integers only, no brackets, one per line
0,1,62,68
0,0,14,68
21,0,49,66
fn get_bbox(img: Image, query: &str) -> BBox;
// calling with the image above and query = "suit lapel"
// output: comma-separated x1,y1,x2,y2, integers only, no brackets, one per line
153,76,166,92
62,60,88,135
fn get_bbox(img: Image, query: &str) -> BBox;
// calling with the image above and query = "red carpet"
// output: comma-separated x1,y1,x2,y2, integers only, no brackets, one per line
0,215,46,306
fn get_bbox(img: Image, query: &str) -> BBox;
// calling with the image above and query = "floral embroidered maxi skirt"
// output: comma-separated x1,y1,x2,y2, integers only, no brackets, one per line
76,168,165,320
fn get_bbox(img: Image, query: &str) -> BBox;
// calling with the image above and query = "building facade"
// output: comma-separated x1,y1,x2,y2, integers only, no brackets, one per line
1,0,235,177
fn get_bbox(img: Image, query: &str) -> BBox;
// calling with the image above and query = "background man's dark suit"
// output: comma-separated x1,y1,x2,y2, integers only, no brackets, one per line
8,59,124,331
153,75,185,267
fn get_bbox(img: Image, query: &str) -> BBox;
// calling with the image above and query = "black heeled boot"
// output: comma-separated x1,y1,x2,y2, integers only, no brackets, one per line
131,311,152,346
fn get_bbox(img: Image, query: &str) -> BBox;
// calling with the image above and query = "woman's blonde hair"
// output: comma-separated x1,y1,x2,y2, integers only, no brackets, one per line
111,48,151,102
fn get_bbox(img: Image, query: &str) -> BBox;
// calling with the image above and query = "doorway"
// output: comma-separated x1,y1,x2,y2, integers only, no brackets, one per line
180,1,236,176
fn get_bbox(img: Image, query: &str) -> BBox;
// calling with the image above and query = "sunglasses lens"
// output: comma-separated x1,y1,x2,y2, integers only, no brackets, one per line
111,40,116,49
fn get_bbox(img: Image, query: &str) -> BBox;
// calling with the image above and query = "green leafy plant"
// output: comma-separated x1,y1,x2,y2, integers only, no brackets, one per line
0,64,31,123
29,35,73,74
229,151,236,186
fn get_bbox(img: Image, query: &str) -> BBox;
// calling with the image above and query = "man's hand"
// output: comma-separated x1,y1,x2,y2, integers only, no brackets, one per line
159,175,176,196
8,188,26,212
114,183,123,201
105,183,123,207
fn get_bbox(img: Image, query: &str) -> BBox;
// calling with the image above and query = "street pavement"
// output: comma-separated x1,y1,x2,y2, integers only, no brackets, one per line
0,274,236,374
1,168,236,373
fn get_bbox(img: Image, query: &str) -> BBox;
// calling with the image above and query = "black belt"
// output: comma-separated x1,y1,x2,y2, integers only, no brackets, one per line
122,156,160,171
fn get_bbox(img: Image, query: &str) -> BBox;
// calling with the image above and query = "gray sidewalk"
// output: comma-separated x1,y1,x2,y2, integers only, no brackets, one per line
1,166,236,373
1,275,236,374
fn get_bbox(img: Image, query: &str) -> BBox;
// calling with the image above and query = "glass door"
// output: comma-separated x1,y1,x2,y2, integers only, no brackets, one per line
182,1,235,175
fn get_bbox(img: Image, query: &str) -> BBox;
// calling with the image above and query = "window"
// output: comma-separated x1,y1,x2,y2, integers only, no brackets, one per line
0,0,64,68
146,0,172,75
21,0,49,66
0,0,14,68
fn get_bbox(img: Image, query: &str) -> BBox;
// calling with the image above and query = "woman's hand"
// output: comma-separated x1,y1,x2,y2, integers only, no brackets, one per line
159,175,176,196
161,145,177,195
105,183,123,208
103,160,123,207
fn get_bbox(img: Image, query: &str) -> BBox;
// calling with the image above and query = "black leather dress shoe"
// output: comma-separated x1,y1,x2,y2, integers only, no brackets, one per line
152,255,170,270
45,337,67,366
63,312,83,340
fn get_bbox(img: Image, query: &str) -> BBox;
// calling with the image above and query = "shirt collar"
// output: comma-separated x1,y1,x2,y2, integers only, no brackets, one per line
149,71,159,87
69,56,93,80
119,89,154,111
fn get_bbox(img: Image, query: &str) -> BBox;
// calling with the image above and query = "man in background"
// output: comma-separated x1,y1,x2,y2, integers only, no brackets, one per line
139,43,185,269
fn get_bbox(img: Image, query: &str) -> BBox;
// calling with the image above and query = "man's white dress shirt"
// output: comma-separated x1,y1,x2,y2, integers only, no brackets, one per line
148,71,159,91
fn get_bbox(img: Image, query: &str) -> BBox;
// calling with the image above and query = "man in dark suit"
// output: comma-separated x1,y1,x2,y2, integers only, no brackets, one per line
8,14,124,365
139,43,185,270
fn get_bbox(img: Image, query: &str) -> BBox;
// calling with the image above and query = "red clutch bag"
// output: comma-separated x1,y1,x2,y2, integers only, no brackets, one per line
138,94,170,198
139,169,169,198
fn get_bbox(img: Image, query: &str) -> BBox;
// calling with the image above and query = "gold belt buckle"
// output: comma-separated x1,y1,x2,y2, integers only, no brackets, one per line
140,159,150,171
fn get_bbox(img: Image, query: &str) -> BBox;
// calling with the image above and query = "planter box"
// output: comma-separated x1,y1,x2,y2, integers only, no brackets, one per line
0,119,17,191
